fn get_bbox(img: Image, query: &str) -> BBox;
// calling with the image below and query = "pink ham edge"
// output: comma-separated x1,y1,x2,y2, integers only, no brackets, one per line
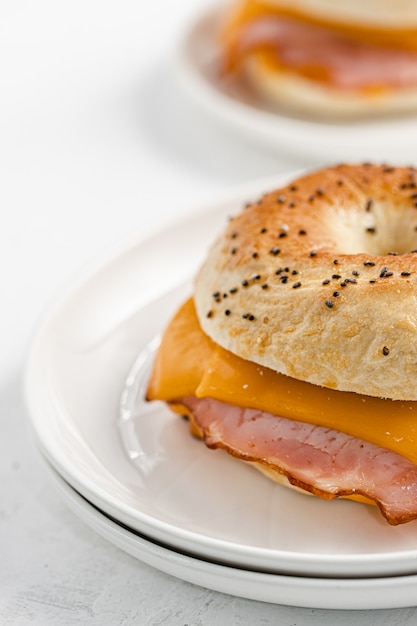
235,17,417,90
181,396,417,525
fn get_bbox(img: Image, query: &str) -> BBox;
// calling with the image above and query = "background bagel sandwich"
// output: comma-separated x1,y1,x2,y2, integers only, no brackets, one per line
147,163,417,525
218,0,417,118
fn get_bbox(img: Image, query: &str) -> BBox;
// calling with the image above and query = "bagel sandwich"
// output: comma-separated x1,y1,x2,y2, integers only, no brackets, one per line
146,163,417,525
218,0,417,118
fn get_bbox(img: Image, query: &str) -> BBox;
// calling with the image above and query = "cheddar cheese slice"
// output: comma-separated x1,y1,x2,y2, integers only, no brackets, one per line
147,298,417,465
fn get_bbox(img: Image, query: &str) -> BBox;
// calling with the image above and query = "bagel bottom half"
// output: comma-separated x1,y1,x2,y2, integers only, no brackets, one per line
244,53,417,118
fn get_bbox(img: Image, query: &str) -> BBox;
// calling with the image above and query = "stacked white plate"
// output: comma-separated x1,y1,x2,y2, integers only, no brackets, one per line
25,175,417,610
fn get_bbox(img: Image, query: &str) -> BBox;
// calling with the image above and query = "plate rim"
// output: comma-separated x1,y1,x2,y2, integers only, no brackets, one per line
47,459,417,610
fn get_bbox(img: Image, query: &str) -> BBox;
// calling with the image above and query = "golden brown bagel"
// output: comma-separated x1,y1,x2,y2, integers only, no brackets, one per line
194,164,417,401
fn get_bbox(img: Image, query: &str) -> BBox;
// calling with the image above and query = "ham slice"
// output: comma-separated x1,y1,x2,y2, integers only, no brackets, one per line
181,396,417,525
235,17,417,90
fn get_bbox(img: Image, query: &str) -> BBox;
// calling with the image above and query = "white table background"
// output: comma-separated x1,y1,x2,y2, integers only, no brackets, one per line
2,0,417,623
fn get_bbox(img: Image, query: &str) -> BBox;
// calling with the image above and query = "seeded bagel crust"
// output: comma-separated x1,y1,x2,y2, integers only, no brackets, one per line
194,164,417,401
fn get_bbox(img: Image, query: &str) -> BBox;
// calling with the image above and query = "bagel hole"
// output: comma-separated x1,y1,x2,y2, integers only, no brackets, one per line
334,203,417,256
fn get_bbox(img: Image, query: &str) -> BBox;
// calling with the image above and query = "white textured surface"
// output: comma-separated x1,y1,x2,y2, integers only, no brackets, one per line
2,0,417,622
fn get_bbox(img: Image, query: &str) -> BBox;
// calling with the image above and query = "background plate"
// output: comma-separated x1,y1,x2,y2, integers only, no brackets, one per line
25,174,417,583
177,8,417,164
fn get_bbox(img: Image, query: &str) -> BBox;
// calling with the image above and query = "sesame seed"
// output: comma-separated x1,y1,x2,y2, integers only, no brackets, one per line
242,280,249,287
229,287,238,294
225,309,231,316
280,276,288,284
316,188,324,196
333,291,340,297
352,270,360,276
248,314,255,321
206,311,213,318
332,274,341,279
261,284,269,290
289,185,298,191
325,300,334,308
298,229,307,235
230,247,237,254
310,251,317,257
333,259,339,265
289,201,296,208
401,271,411,276
364,260,375,267
277,195,286,203
292,282,302,289
366,227,376,234
365,199,373,212
252,252,259,259
269,246,281,256
260,227,267,234
380,267,393,278
322,279,330,285
382,346,390,356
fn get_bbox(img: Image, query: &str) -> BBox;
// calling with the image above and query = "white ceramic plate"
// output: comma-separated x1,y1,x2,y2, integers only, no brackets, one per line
176,7,417,164
48,463,417,610
24,174,417,590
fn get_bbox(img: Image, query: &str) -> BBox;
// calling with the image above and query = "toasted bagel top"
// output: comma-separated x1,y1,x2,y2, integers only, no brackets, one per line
194,164,417,400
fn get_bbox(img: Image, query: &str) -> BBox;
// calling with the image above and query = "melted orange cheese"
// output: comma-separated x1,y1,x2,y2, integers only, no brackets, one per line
147,298,417,465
